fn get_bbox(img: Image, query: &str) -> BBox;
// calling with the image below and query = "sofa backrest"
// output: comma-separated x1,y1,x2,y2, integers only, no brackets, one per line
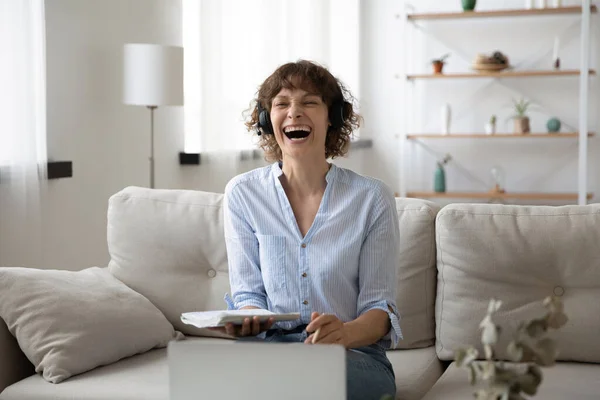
107,187,230,338
394,199,440,349
106,187,439,349
435,203,600,363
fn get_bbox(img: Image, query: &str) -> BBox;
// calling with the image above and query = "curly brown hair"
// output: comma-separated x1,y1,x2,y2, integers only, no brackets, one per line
244,60,361,162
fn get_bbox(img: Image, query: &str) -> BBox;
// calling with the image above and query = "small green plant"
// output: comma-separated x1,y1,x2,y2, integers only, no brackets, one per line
432,53,450,64
437,153,452,168
455,296,568,400
511,97,532,119
490,115,497,124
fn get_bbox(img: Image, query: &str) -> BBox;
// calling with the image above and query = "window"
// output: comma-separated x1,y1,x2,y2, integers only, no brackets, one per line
182,0,360,153
0,0,47,168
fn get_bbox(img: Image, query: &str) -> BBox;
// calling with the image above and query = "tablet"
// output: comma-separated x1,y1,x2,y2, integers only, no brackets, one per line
180,309,300,328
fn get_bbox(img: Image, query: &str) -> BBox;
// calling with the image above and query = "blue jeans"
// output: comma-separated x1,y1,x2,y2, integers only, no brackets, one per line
239,325,396,400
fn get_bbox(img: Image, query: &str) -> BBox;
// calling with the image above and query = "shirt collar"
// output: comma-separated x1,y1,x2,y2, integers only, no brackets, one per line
271,161,337,183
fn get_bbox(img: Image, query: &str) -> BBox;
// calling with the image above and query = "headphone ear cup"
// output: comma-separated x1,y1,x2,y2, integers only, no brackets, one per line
329,100,347,130
257,103,274,135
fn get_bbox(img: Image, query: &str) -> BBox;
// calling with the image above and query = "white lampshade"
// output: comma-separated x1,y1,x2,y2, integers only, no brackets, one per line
123,43,184,106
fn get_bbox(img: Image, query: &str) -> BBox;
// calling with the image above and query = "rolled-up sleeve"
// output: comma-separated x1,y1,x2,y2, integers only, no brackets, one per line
356,185,402,349
223,184,267,310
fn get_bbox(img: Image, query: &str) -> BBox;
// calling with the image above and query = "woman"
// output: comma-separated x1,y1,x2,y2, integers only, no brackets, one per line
221,60,401,400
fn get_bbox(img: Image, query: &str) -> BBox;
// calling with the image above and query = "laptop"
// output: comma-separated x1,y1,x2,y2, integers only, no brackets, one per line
168,340,346,400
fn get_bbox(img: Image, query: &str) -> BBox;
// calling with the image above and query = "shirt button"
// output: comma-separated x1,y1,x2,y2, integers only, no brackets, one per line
302,272,307,278
207,269,217,278
301,243,307,248
302,300,308,305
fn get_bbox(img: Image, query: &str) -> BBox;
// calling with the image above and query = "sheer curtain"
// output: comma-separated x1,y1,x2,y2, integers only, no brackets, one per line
0,0,47,267
182,0,360,155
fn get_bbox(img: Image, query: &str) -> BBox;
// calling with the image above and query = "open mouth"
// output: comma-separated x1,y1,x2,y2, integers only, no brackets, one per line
283,125,311,141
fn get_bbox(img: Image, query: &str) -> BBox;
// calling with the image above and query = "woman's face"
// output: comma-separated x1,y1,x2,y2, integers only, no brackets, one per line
269,86,329,162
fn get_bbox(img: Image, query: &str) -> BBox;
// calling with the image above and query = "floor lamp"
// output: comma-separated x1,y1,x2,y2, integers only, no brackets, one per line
123,43,183,189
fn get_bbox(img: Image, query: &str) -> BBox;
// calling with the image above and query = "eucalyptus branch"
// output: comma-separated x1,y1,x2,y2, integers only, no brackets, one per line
454,296,568,400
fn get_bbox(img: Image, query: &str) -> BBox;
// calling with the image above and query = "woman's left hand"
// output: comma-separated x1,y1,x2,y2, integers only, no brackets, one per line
304,312,348,347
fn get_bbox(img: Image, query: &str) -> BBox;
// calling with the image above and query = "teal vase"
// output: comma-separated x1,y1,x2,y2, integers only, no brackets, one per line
547,118,561,133
434,165,446,193
462,0,477,11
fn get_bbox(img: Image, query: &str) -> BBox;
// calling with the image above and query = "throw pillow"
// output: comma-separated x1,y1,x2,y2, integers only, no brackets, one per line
0,266,183,383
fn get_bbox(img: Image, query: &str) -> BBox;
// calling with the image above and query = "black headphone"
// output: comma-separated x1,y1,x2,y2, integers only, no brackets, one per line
256,98,348,136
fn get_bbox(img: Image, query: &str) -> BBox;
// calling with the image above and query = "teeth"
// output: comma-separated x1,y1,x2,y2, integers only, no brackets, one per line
284,125,311,133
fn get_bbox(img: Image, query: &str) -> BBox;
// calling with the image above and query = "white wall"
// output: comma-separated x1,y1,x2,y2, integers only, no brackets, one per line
0,0,597,271
0,0,370,271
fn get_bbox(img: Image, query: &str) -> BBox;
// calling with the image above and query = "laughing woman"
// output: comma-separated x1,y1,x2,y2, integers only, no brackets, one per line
222,60,401,400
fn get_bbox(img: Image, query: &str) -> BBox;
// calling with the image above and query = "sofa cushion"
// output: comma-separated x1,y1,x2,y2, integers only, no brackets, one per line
435,204,600,362
0,338,233,400
393,199,440,349
0,266,182,384
386,347,444,400
106,187,232,338
421,361,600,400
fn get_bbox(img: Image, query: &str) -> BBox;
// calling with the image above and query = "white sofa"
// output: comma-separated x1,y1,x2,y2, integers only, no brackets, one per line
1,186,599,400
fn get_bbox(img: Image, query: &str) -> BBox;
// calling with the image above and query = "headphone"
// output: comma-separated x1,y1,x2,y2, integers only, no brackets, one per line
256,98,348,136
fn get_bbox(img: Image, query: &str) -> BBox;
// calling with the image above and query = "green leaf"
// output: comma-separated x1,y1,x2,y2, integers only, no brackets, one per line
507,341,523,362
547,311,568,329
517,342,537,362
455,348,467,366
525,318,548,338
468,365,477,385
456,346,478,367
517,365,543,395
484,344,494,360
535,338,557,366
480,315,500,345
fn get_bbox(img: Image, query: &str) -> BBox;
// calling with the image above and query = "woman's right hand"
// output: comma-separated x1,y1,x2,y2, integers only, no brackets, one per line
209,316,275,337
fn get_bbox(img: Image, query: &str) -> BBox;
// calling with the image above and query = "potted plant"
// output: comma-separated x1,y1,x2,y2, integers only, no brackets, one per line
462,0,477,11
510,98,531,134
485,115,497,135
432,54,450,74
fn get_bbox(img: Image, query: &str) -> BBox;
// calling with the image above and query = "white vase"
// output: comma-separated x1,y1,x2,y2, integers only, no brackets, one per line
441,104,451,135
525,0,534,9
551,0,562,7
485,123,496,135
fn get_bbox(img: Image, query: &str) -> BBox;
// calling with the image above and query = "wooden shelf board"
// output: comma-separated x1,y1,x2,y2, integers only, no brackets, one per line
407,5,597,21
407,70,596,80
407,192,593,201
406,132,595,139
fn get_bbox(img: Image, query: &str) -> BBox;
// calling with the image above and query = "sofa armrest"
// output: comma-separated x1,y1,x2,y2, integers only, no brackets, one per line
0,319,34,394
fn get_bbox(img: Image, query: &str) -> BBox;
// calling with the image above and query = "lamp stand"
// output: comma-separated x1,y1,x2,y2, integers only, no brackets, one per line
147,105,157,189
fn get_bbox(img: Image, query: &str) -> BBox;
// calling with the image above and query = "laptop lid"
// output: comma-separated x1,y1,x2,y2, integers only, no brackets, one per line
168,340,346,400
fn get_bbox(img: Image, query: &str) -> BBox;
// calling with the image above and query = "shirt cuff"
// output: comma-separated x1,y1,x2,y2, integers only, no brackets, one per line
224,293,267,311
362,300,403,349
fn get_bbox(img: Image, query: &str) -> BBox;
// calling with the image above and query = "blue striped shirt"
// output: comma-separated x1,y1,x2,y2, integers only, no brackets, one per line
223,162,402,348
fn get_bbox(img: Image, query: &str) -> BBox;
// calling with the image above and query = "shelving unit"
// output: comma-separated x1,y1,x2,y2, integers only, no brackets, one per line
407,132,595,139
406,69,596,80
407,5,597,21
401,2,596,205
406,192,594,201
